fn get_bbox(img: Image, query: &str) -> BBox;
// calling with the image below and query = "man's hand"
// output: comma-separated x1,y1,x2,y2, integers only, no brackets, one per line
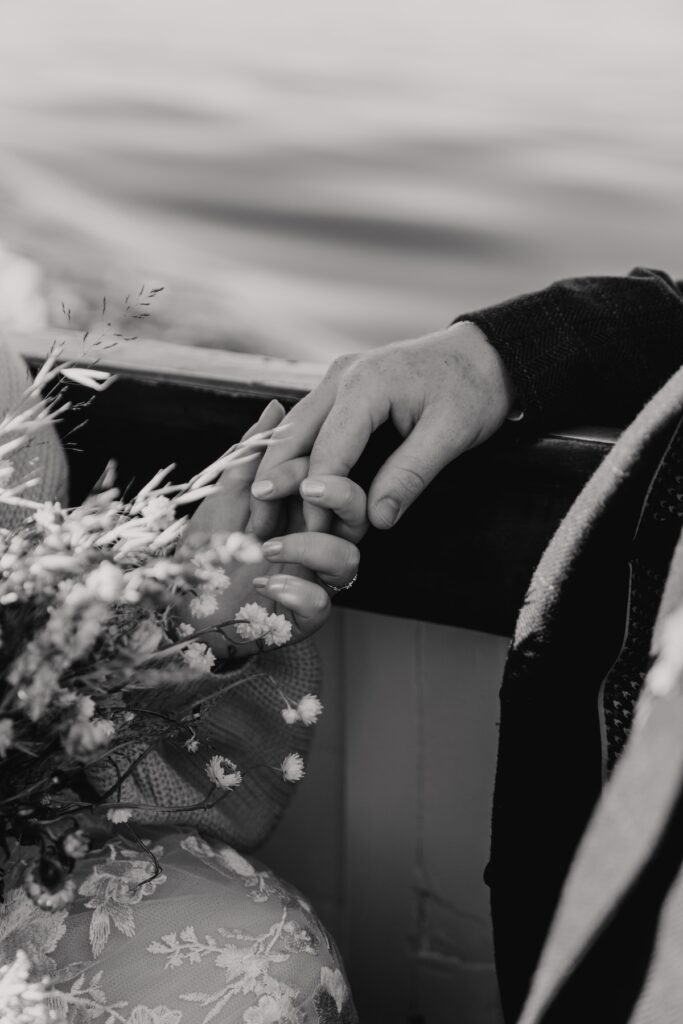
250,321,515,536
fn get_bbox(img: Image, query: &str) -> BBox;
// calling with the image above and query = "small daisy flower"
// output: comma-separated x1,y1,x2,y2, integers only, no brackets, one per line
281,705,300,725
184,736,199,754
235,602,270,642
192,553,231,593
62,830,90,860
76,695,96,720
205,754,242,790
106,808,133,824
281,752,305,783
177,621,195,638
84,560,125,602
139,494,176,531
189,590,219,618
64,716,115,757
182,642,216,674
0,718,14,758
264,612,292,648
297,693,323,726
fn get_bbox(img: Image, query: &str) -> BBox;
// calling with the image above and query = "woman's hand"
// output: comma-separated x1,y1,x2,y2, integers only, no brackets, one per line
178,400,366,660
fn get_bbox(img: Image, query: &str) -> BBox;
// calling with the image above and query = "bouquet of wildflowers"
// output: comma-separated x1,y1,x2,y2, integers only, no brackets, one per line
0,340,319,944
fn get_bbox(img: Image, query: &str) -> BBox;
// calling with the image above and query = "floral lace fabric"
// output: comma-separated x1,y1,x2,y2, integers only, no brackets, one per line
1,828,357,1024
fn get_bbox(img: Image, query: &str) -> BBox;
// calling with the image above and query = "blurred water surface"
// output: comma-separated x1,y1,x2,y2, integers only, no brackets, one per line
0,0,682,359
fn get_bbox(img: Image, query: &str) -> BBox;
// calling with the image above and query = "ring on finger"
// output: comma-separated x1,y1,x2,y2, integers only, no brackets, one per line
326,572,358,594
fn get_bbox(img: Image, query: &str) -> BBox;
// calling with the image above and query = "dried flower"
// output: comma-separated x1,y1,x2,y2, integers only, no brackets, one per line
64,716,115,757
0,717,14,757
235,602,270,642
84,561,125,602
205,755,242,790
189,590,219,618
281,705,300,725
60,366,113,391
106,808,133,824
76,695,96,720
61,830,90,860
138,494,176,531
0,353,300,906
281,753,305,783
223,532,262,564
297,693,323,726
182,642,216,674
264,612,292,648
0,950,63,1024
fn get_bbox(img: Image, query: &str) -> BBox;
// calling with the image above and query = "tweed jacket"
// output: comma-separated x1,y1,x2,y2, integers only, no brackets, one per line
456,267,683,1022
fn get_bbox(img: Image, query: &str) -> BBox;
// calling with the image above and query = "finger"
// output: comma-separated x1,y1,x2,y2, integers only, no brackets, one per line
220,400,287,489
240,399,286,443
303,381,386,532
186,402,287,539
250,456,310,502
299,476,368,542
249,381,339,537
367,408,460,528
261,533,360,587
253,574,330,632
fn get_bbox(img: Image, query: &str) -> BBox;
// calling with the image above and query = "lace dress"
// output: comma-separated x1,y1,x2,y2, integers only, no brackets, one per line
0,339,357,1024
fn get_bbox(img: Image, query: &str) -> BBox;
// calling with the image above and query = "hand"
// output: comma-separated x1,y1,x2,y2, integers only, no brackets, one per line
249,321,515,537
178,400,365,659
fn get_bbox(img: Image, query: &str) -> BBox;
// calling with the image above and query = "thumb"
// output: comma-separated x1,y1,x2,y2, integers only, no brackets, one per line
367,411,462,529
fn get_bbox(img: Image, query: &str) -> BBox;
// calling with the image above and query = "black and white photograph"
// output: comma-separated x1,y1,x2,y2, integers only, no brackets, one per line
1,2,683,1022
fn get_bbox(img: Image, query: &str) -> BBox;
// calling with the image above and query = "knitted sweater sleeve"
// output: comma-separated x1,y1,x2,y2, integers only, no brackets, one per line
86,640,321,851
454,267,683,431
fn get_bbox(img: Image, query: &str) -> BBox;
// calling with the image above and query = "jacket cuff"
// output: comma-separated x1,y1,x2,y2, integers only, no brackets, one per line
453,268,683,431
452,288,569,429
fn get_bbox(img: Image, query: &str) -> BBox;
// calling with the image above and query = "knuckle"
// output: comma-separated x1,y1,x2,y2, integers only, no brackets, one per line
329,352,358,377
338,362,367,391
312,587,329,613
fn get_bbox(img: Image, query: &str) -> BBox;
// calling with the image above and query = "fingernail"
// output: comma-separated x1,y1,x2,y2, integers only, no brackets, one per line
262,540,282,557
253,576,268,588
301,479,325,498
375,497,400,527
251,480,274,498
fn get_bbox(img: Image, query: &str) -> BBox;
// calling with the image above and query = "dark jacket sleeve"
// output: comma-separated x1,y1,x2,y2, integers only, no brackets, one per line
454,267,683,430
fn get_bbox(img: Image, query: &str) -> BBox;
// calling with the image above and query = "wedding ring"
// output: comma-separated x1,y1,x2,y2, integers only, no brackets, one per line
327,572,358,594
